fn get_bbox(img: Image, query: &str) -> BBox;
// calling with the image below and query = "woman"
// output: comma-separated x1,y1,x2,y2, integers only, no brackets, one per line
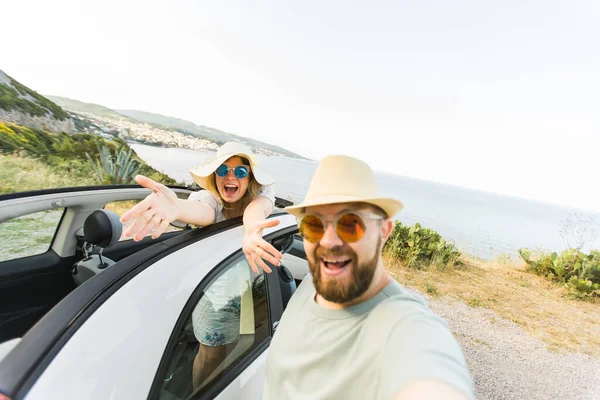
119,141,283,389
119,141,283,273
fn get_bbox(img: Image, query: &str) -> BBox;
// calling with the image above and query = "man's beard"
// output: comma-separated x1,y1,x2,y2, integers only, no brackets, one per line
309,237,381,304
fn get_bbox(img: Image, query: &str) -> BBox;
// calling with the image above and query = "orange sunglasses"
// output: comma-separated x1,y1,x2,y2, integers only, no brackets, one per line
298,211,384,243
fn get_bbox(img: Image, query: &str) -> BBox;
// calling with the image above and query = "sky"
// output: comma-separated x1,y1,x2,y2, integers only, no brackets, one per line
3,0,599,211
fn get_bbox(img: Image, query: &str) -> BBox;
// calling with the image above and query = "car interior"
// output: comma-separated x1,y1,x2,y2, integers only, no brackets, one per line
0,186,309,357
0,187,187,346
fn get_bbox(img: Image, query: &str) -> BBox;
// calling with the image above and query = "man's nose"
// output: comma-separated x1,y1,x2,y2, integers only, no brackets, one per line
319,221,344,248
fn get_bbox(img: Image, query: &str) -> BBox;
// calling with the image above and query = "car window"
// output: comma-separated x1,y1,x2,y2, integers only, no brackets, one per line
104,200,183,241
0,209,64,262
156,256,270,400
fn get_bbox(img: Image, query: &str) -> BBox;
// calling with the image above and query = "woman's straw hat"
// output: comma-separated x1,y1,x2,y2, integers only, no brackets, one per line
190,141,275,188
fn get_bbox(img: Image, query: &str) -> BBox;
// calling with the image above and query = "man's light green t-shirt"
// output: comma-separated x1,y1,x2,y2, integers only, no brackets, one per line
263,274,475,400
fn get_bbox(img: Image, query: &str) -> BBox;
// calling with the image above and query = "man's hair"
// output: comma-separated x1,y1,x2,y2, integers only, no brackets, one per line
355,202,387,218
372,205,388,218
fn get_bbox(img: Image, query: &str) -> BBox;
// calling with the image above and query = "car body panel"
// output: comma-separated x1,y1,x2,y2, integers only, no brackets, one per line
0,185,301,400
24,215,296,400
214,352,268,400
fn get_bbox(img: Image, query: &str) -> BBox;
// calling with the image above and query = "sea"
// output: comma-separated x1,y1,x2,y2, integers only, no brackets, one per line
130,143,600,260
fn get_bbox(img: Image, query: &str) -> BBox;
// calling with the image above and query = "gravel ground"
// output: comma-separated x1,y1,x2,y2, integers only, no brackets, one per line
418,291,600,400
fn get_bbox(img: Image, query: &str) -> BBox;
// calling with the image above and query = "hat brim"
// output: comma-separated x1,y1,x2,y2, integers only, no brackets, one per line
190,152,275,188
284,194,403,218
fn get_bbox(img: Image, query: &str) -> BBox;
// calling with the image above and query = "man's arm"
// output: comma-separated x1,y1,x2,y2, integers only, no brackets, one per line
376,298,475,400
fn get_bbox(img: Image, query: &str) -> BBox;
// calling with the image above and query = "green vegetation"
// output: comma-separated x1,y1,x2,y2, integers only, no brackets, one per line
384,221,461,269
0,78,68,120
0,209,64,262
468,297,483,307
519,248,600,300
70,113,103,132
424,281,439,296
86,144,141,185
0,122,177,193
0,153,92,194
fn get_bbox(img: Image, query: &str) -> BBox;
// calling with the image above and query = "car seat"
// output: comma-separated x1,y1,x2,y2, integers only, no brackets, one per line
72,210,122,286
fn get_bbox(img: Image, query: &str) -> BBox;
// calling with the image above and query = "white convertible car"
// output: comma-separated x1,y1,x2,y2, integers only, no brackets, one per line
0,185,308,400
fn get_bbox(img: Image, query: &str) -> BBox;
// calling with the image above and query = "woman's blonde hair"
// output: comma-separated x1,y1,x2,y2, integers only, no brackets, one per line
205,156,261,219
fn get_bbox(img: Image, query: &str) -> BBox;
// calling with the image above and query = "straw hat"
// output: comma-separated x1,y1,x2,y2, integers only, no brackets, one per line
285,155,403,218
190,142,275,188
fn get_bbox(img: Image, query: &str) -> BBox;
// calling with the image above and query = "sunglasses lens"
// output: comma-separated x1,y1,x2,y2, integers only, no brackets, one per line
336,213,366,243
234,166,249,179
215,164,229,177
299,215,325,243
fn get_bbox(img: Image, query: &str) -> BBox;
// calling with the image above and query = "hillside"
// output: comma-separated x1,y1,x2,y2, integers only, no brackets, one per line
47,95,133,121
0,70,74,132
0,74,305,158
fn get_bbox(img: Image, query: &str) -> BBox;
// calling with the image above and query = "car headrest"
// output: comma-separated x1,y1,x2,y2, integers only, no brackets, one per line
83,210,123,248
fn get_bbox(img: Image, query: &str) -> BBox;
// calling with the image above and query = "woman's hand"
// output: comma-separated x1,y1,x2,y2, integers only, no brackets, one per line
243,219,283,274
120,175,180,241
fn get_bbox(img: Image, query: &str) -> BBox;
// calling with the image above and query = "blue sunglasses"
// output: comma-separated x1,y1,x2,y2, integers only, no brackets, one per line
215,164,249,179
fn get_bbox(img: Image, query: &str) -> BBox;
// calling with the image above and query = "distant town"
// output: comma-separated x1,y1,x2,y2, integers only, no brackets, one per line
71,111,286,157
72,111,220,151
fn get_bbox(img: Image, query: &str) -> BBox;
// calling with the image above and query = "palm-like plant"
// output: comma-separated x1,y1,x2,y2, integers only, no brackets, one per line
86,143,140,184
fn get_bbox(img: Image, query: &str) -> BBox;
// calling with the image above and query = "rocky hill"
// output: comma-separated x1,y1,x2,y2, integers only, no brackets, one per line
0,70,74,133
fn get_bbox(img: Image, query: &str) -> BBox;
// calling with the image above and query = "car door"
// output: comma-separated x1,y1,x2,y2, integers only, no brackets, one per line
0,213,297,400
0,185,193,343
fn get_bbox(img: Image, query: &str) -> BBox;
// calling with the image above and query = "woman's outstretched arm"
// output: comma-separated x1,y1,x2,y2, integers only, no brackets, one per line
120,175,215,241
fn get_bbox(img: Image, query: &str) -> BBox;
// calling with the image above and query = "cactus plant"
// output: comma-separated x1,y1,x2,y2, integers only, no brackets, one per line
86,143,140,184
518,247,600,299
384,221,461,269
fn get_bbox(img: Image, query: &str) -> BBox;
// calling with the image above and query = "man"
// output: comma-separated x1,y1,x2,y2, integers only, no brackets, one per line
263,155,475,400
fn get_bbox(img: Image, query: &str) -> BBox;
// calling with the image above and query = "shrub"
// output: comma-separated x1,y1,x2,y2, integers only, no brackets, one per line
384,221,461,270
86,144,141,185
518,248,600,299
